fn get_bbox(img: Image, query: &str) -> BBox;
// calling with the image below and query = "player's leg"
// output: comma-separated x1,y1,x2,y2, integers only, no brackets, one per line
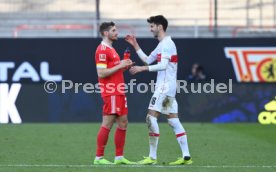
94,96,117,165
147,110,160,160
115,115,128,159
166,99,192,165
137,110,160,165
113,95,135,164
94,115,116,164
114,114,135,164
138,92,163,165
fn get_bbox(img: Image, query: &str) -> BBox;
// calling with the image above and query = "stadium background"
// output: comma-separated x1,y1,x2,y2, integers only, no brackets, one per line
0,0,275,171
1,0,275,123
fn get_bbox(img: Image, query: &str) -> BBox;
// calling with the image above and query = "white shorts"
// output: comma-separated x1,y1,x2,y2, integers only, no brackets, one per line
148,92,178,115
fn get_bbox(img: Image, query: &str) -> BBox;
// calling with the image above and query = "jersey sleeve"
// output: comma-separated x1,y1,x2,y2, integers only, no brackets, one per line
161,42,173,60
147,47,158,64
95,50,108,69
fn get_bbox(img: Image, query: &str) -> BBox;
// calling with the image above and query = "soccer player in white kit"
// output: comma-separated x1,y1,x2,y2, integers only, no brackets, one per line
125,15,192,165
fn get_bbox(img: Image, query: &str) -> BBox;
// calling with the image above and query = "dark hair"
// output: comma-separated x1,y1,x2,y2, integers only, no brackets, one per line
99,22,115,36
147,15,168,31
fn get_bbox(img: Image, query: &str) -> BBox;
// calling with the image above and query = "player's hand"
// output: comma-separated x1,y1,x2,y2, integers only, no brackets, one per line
125,35,138,47
123,62,135,71
129,66,147,75
119,59,134,69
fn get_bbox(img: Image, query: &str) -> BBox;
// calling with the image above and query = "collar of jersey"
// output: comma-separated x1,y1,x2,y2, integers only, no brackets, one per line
101,41,113,49
162,36,171,41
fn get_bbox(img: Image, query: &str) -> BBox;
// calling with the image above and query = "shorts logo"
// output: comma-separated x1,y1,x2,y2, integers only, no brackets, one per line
224,47,276,82
99,54,106,61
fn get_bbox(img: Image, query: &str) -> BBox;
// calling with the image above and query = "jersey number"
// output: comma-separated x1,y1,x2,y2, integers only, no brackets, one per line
151,97,157,105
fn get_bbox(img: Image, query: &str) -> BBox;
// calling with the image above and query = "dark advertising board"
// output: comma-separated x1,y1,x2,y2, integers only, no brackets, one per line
0,38,275,124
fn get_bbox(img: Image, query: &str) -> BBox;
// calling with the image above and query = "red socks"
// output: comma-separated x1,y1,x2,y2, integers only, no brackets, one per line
96,126,110,157
96,126,127,157
114,127,126,156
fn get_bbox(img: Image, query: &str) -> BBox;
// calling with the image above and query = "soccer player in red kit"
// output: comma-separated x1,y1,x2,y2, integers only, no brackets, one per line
93,22,135,165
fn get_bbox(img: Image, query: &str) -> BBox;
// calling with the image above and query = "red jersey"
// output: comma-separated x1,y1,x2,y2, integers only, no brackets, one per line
95,41,125,97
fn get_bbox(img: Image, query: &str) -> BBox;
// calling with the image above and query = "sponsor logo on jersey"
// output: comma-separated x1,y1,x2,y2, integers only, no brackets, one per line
99,54,106,61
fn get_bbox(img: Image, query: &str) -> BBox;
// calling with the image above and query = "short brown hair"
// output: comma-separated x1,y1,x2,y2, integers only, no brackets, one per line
99,22,115,36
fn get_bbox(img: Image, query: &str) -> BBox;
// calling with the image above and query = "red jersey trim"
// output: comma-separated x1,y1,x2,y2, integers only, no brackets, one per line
157,53,178,63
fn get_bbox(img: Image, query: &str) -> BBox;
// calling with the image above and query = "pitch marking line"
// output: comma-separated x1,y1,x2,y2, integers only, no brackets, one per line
0,164,275,168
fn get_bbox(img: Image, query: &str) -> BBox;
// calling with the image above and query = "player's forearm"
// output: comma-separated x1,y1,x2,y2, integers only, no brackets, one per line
141,66,149,72
148,58,169,72
132,42,141,51
97,65,122,78
136,49,149,64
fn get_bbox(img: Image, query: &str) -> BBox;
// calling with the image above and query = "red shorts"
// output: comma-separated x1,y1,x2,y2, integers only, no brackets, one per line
102,95,128,116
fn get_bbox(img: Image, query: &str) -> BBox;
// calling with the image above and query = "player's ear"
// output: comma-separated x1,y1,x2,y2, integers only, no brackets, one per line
159,25,164,31
157,25,162,31
103,30,109,37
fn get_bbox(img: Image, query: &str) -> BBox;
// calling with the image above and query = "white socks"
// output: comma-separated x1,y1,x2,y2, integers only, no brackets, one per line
168,118,191,158
146,115,159,160
146,116,191,159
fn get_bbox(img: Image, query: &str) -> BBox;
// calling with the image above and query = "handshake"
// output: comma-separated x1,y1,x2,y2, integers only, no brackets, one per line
120,59,147,75
119,59,134,70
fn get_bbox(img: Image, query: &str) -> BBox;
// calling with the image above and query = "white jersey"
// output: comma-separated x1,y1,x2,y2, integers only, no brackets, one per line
148,36,178,97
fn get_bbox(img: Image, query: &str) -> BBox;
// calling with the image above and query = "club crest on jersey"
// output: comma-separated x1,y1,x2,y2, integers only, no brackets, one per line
224,47,276,82
99,54,106,61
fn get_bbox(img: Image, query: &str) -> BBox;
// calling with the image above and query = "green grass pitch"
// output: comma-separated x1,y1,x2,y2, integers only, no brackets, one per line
0,123,275,172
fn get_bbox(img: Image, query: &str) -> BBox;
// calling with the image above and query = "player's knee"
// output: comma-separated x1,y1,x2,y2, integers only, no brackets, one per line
146,115,151,128
146,114,157,128
146,114,150,121
148,110,160,117
102,116,116,129
101,123,113,129
168,118,185,133
168,118,179,129
118,119,128,129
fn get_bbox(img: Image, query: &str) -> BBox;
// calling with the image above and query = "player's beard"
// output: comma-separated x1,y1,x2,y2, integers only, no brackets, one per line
108,33,118,42
152,30,159,38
